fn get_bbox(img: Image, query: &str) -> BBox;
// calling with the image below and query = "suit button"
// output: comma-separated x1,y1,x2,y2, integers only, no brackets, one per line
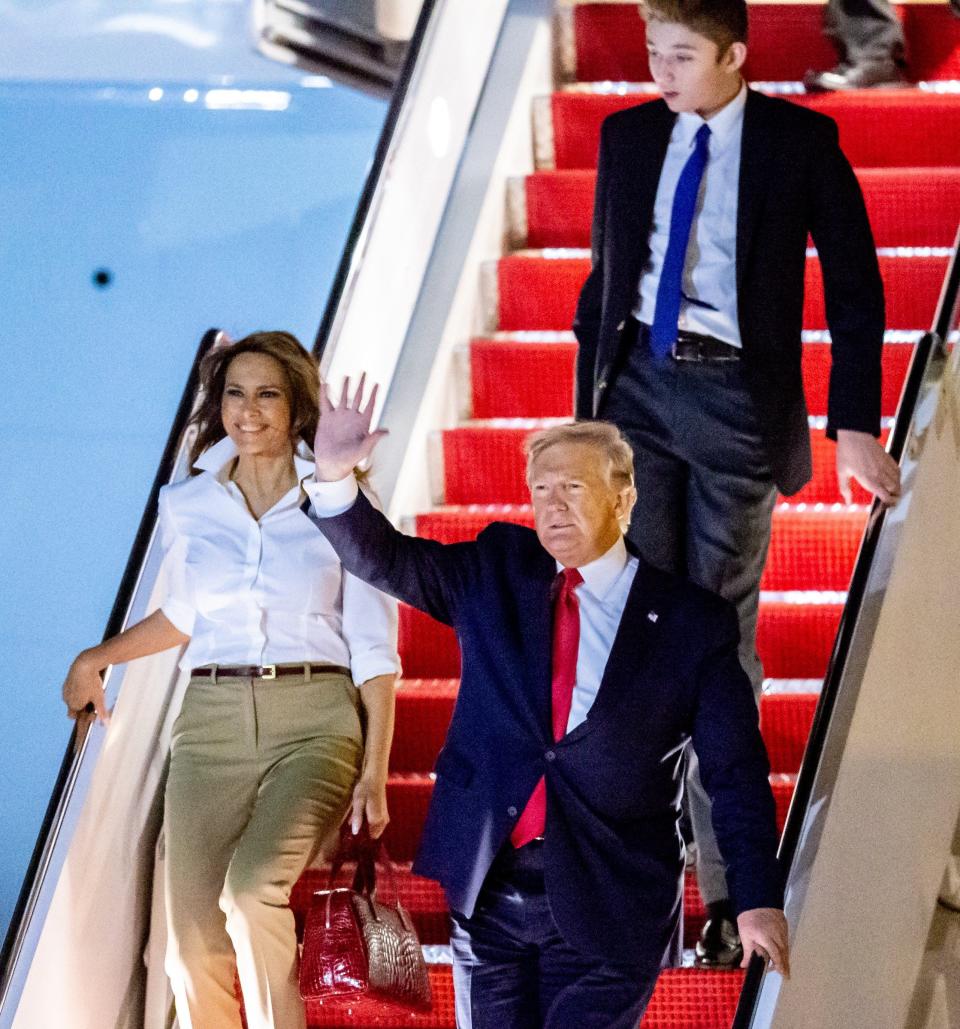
507,806,518,818
545,750,556,762
616,319,625,332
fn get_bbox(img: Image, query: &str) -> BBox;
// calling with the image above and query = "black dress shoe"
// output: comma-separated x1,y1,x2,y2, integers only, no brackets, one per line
804,61,905,92
695,903,744,969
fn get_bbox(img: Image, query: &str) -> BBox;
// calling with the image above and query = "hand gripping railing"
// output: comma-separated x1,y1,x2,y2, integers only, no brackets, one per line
732,221,960,1027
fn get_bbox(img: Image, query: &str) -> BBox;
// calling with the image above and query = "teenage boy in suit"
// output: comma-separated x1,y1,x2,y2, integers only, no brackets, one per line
573,0,901,967
305,393,788,1029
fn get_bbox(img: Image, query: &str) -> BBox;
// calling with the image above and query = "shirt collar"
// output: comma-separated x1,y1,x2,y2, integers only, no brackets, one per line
193,435,317,484
676,80,747,151
556,535,629,602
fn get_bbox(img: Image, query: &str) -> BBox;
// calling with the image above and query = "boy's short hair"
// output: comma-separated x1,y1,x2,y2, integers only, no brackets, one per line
640,0,748,53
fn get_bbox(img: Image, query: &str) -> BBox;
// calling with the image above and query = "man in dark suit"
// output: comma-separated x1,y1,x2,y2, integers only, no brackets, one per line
304,384,788,1028
573,0,901,968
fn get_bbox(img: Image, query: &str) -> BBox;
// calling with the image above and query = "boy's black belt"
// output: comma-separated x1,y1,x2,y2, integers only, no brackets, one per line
671,330,740,363
630,320,741,363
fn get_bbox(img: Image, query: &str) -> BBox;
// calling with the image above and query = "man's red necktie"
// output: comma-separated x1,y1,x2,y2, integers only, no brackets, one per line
510,566,583,848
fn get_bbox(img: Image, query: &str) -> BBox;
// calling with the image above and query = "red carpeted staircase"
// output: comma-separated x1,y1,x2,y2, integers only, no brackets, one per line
290,4,960,1026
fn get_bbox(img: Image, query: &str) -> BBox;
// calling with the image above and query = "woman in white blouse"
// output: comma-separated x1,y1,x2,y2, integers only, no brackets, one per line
61,332,400,1029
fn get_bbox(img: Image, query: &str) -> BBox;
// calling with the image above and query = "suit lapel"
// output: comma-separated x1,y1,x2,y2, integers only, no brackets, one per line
614,103,676,294
736,89,772,296
562,559,667,745
519,545,560,740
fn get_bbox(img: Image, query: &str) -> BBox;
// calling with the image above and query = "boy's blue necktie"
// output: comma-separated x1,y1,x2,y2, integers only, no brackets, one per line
650,123,712,359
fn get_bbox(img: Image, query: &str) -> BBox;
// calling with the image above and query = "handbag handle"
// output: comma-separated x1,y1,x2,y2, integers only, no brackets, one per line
323,824,407,927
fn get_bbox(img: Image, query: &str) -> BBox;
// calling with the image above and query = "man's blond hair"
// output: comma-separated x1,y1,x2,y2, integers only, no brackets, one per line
524,421,635,491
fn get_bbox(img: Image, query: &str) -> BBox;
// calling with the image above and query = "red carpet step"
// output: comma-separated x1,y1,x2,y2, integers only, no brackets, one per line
567,3,960,84
399,596,841,680
390,678,818,775
546,91,960,170
520,168,960,249
469,336,914,419
292,864,712,950
306,966,746,1027
416,502,867,590
438,423,889,505
760,692,820,777
376,773,795,864
493,252,947,332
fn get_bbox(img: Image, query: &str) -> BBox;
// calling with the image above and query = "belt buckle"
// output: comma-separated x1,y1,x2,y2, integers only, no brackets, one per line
672,337,701,363
260,664,277,680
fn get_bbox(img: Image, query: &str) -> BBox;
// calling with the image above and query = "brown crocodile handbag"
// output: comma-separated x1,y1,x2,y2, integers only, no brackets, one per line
299,825,432,1011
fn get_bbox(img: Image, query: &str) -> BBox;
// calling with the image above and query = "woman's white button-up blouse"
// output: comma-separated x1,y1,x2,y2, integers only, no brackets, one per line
157,436,399,683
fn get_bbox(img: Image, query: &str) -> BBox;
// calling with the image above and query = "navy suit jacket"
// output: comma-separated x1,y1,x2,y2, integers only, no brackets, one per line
306,492,783,967
573,89,885,495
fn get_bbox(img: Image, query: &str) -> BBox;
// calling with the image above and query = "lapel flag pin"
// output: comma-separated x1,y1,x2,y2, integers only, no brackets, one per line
647,611,659,623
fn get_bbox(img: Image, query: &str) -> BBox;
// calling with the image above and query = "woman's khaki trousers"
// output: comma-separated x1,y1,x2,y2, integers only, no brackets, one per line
163,668,363,1029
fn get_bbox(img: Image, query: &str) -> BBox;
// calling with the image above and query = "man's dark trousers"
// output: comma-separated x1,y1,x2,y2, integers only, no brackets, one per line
449,841,659,1029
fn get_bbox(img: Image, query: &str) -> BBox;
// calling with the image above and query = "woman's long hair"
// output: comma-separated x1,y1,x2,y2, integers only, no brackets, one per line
188,331,319,471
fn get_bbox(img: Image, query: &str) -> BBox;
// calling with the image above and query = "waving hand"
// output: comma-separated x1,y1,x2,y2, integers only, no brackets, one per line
314,374,389,482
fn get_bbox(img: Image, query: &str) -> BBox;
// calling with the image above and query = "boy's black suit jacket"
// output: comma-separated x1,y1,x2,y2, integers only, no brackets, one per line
306,492,783,969
573,89,885,495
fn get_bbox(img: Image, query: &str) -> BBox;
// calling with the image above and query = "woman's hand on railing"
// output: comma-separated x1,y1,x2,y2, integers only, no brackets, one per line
60,611,188,733
314,374,389,482
62,652,109,725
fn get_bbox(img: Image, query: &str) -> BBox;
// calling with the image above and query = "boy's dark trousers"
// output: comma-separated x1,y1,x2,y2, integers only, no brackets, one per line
603,319,776,906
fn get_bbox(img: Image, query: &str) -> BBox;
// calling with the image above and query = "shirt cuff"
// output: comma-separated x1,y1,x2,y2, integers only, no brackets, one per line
352,651,402,687
160,599,195,637
303,475,359,517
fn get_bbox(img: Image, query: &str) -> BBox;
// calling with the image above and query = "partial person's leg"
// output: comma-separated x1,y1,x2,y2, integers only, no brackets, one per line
825,0,905,66
602,334,687,576
674,362,777,957
164,677,259,1028
539,935,659,1029
603,330,694,853
220,671,363,1029
449,845,546,1029
806,0,905,88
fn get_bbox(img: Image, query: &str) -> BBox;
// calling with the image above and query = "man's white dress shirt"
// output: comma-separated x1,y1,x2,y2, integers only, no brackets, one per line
306,475,638,729
159,436,399,682
562,535,638,733
634,82,747,347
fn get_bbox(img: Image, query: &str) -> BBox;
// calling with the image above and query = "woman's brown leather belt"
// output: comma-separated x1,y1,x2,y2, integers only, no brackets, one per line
191,662,351,681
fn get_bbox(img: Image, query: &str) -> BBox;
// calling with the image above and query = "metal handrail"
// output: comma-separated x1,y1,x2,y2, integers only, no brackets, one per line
312,0,438,358
733,221,960,1026
0,328,222,1010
